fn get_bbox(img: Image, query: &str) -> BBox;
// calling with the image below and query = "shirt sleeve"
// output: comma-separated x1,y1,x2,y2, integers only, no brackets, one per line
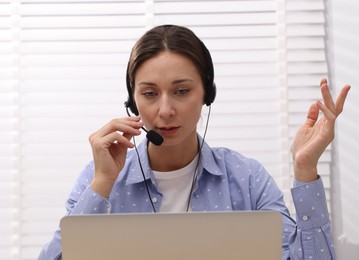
249,160,336,260
289,176,336,259
68,186,112,215
38,161,111,260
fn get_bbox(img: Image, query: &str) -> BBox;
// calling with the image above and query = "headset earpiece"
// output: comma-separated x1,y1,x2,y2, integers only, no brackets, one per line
125,96,139,116
125,62,140,115
205,82,216,106
200,41,216,106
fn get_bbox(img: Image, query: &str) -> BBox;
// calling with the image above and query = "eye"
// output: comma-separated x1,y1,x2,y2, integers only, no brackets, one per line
175,88,190,95
142,91,157,97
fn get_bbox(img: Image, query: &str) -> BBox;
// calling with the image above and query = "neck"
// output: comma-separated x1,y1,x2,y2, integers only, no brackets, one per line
148,134,199,172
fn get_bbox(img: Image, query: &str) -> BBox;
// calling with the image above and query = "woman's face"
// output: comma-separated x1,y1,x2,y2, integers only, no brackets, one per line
133,51,205,147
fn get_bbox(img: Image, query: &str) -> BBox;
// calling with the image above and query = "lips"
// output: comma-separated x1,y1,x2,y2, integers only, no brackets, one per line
157,126,180,136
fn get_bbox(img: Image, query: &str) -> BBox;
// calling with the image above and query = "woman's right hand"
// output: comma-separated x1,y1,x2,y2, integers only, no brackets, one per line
89,116,143,197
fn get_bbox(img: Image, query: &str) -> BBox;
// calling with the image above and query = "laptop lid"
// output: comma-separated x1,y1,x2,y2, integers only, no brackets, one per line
60,211,282,260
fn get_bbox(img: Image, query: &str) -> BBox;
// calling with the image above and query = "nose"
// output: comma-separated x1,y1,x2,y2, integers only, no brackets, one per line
158,95,175,119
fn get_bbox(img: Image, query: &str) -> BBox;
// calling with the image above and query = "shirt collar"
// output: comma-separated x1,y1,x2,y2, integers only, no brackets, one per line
124,135,224,185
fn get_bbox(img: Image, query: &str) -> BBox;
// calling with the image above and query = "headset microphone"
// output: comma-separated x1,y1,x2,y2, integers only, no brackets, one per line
141,128,164,146
124,101,164,146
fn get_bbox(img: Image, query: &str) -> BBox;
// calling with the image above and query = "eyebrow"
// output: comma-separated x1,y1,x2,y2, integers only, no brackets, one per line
137,81,157,87
172,79,195,85
137,78,195,87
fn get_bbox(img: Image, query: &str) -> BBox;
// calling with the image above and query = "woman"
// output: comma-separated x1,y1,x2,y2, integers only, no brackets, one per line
39,25,350,259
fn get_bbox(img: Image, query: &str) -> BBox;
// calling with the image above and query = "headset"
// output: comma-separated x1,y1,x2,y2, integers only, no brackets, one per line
125,41,217,116
123,33,215,212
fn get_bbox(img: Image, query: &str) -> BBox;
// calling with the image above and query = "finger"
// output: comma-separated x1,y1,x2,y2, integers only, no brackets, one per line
334,84,351,116
305,103,320,127
93,117,143,139
90,124,141,149
106,131,136,149
316,100,336,123
122,131,135,142
320,80,336,114
320,78,327,85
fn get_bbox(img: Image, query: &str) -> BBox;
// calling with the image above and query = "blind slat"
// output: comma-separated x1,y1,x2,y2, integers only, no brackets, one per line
21,2,146,15
154,1,276,13
21,16,146,28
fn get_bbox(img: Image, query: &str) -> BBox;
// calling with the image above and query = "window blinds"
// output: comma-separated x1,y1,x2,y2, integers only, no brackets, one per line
0,1,332,259
285,0,332,211
1,1,20,259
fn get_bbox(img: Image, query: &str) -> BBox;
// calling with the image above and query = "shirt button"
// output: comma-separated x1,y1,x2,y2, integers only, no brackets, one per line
302,215,309,221
152,197,158,203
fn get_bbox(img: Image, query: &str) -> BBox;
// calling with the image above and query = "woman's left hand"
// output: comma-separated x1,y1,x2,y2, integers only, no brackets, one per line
291,78,351,182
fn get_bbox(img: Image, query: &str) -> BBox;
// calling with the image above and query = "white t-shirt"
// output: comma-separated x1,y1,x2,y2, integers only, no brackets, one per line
152,155,199,212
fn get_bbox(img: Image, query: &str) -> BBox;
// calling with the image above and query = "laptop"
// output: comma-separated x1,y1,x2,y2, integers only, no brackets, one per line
60,211,282,260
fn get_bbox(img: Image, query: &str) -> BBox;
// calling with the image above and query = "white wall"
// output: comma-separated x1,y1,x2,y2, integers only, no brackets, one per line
330,0,359,257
